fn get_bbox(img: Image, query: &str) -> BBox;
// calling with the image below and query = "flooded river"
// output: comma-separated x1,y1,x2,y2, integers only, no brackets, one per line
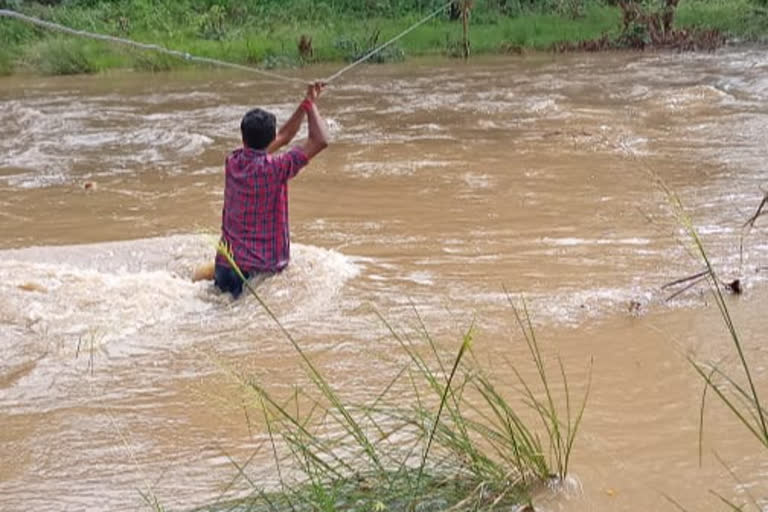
1,49,767,511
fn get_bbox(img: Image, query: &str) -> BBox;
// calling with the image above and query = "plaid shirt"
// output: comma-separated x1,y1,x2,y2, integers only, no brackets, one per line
217,146,309,273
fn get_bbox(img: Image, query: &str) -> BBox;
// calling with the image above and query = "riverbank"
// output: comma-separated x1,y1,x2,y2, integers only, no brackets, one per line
1,0,767,76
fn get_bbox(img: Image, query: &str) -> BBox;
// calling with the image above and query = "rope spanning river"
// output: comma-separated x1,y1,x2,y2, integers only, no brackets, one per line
1,50,767,511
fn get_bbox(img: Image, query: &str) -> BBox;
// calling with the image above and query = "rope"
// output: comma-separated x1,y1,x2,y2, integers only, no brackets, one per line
323,1,452,83
0,3,453,86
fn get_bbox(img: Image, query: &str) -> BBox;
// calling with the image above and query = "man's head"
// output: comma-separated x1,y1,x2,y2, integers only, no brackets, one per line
241,108,276,150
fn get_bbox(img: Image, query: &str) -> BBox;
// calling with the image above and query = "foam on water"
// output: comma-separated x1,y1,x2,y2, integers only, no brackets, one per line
542,237,652,247
348,159,454,178
0,235,360,414
1,263,213,348
0,92,345,188
650,84,732,111
0,235,359,355
230,243,360,324
0,98,217,185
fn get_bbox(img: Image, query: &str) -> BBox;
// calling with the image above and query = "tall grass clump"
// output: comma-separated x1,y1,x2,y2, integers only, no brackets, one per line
131,50,181,72
688,238,768,452
0,47,13,76
653,179,767,451
204,242,591,511
652,175,767,510
25,38,100,75
2,0,767,76
676,0,767,40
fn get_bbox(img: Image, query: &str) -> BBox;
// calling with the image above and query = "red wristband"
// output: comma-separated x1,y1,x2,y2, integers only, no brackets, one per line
300,99,314,113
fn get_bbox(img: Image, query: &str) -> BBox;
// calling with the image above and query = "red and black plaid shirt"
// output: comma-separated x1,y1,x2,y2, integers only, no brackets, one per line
216,146,309,273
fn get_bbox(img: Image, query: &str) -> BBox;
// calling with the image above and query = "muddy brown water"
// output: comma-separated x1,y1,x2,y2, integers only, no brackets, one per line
1,50,767,511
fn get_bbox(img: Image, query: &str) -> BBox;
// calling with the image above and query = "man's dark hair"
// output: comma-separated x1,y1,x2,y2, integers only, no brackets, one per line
241,108,276,150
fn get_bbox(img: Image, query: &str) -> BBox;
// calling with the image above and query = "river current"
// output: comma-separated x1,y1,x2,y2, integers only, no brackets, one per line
1,50,767,511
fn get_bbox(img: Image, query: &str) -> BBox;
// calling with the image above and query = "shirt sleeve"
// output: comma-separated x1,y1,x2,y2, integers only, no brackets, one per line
274,146,309,181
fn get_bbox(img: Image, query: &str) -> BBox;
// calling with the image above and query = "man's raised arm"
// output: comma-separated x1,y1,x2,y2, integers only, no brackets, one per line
267,99,305,154
300,82,330,160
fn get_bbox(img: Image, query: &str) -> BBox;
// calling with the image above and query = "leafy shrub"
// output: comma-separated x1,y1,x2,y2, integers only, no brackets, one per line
0,48,13,76
261,52,299,69
28,38,98,75
333,30,405,63
131,51,179,72
197,4,227,40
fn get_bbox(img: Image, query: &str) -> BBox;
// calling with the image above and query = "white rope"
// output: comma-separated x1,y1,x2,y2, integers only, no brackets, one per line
323,1,452,83
0,3,453,85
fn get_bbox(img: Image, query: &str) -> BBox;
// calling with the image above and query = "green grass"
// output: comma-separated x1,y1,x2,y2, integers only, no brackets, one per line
469,4,620,51
130,50,183,72
28,38,99,75
200,241,592,511
21,37,112,75
2,1,767,76
0,46,13,76
677,0,768,40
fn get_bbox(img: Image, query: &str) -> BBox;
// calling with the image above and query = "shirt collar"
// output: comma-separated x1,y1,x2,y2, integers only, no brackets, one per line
242,147,268,156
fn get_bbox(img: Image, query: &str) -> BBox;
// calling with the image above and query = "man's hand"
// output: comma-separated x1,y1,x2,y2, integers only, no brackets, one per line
300,81,330,160
268,82,324,154
268,81,329,155
305,81,326,103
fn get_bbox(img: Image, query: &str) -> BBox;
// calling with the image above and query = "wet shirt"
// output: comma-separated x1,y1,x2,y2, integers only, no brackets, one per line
217,146,309,273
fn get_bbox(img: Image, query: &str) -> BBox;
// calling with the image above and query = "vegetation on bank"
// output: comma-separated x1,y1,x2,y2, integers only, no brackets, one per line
0,0,767,75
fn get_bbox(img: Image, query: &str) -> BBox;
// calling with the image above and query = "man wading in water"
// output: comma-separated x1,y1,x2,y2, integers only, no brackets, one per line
215,81,330,298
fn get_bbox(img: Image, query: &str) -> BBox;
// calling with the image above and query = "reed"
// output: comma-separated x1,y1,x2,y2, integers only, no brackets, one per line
656,182,768,451
22,37,100,75
131,50,181,72
0,46,12,75
652,173,767,511
505,294,591,481
203,242,590,511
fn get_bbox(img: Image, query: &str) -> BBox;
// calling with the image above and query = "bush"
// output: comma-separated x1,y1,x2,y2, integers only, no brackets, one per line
333,30,406,63
0,48,13,76
131,50,179,72
27,38,99,75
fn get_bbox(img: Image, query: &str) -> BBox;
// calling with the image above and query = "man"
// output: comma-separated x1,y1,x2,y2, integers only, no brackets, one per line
215,81,330,298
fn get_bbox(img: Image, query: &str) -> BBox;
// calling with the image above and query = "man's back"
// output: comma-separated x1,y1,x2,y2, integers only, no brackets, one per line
217,146,308,273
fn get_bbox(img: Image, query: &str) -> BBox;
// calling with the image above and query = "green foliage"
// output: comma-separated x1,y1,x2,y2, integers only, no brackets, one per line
2,0,768,75
333,30,406,63
131,50,180,72
677,0,768,41
261,52,299,69
0,47,13,76
196,4,227,40
25,37,99,75
617,20,650,47
0,13,39,45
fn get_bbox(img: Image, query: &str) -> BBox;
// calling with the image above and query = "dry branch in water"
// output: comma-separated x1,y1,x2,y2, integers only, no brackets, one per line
662,270,742,302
